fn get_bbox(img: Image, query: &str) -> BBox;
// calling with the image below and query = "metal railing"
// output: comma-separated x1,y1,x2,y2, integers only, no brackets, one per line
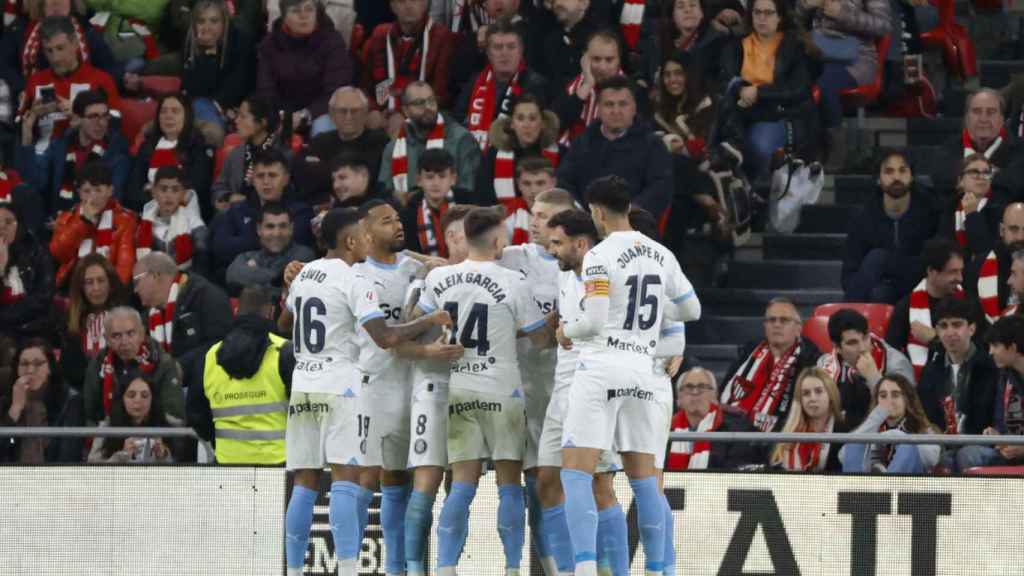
668,430,1024,446
0,427,216,462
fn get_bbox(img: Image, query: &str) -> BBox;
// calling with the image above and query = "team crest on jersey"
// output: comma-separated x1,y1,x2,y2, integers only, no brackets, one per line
414,439,428,455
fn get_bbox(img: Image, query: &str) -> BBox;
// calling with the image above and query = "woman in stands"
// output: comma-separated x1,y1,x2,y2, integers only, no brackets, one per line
770,367,848,471
0,339,83,463
126,93,214,218
60,254,128,392
0,191,55,348
796,0,890,169
655,53,717,160
718,0,814,182
939,154,1005,262
181,0,256,134
88,376,182,463
637,0,730,90
840,373,941,473
211,94,292,212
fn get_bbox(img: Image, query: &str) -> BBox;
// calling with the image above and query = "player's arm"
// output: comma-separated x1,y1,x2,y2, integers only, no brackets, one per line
656,321,686,358
394,335,465,362
362,312,452,350
663,260,701,322
562,255,610,339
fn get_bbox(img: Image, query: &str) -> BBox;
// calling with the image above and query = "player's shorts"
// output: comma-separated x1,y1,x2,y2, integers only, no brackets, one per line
652,372,674,470
538,384,621,472
407,377,449,469
447,388,526,464
286,391,364,471
523,379,553,470
562,357,669,457
360,376,411,471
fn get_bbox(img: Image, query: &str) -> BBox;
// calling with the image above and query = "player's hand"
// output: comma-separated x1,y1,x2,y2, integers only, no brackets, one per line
427,310,453,328
426,333,464,361
423,257,448,273
556,321,572,350
665,356,684,378
544,310,560,330
910,321,936,345
282,260,306,289
855,351,880,380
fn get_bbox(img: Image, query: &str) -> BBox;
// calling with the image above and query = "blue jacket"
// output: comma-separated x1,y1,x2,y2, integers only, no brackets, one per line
210,193,314,268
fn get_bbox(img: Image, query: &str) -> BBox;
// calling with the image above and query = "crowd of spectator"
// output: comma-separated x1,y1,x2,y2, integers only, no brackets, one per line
0,0,1019,474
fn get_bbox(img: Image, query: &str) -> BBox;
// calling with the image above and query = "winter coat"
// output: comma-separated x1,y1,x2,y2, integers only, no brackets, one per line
475,111,561,207
718,33,813,123
210,194,315,268
210,134,293,204
796,0,892,86
83,339,184,425
377,114,481,195
292,128,391,206
0,15,117,95
0,376,84,463
50,199,137,287
181,22,256,110
361,18,457,110
165,272,234,371
918,346,998,435
452,68,550,126
0,231,55,338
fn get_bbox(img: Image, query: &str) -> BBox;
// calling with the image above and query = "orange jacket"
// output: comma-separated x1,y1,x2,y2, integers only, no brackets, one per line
50,200,138,287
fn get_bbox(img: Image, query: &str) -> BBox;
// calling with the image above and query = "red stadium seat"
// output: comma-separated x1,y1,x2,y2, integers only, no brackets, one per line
214,133,244,181
802,316,833,353
920,0,979,80
349,23,366,64
964,466,1024,475
119,98,157,149
839,34,891,127
139,75,182,97
813,303,894,338
230,297,240,316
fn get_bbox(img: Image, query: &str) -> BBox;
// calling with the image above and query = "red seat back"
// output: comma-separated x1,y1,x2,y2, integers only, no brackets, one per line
119,98,157,146
140,75,182,97
813,303,894,338
802,316,833,353
839,34,891,106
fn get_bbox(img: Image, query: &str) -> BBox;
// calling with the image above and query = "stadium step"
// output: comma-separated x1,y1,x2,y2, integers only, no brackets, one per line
688,316,764,346
906,117,962,147
763,233,846,260
794,204,854,234
687,344,739,381
834,175,874,205
725,259,842,290
701,288,844,317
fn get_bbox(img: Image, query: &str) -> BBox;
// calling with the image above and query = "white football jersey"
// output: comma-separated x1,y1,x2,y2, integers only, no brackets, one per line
499,244,559,394
578,231,695,362
287,258,383,395
354,255,424,389
419,259,546,395
554,269,585,394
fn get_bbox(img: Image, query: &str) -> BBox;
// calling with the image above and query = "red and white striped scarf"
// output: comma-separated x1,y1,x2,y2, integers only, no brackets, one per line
89,12,159,61
416,193,451,257
820,333,888,386
22,17,90,79
382,19,434,110
76,201,115,257
136,202,202,270
963,127,1007,159
0,264,24,304
148,273,183,352
391,116,445,194
559,74,600,146
99,341,155,415
952,194,988,248
3,0,17,27
467,65,523,149
720,339,801,432
784,417,834,472
620,0,646,51
667,404,723,470
451,0,489,33
504,199,530,246
492,146,560,210
147,138,179,184
82,310,106,357
978,250,1002,324
907,278,964,376
59,140,106,203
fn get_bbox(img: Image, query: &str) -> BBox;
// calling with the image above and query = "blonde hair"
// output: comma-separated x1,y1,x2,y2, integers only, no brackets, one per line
770,367,842,466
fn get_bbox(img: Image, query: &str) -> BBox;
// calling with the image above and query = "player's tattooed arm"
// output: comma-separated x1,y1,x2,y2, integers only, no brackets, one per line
394,333,465,362
362,310,453,349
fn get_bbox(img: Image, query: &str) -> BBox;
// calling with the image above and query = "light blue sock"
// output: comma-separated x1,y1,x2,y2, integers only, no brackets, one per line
560,469,598,568
524,475,551,562
436,481,477,568
381,484,410,574
285,485,318,570
598,504,629,576
542,504,575,573
497,483,526,569
404,489,436,573
630,476,665,573
663,494,676,575
329,481,362,561
356,486,374,542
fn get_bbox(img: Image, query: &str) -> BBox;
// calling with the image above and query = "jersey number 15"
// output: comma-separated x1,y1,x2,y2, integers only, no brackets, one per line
623,274,661,330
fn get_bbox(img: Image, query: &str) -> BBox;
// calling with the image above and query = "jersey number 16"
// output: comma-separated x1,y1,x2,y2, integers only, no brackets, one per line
293,296,326,354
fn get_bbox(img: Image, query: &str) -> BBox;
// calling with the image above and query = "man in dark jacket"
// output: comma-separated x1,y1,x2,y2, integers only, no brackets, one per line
842,150,940,304
934,89,1023,194
557,76,673,218
965,203,1024,325
0,191,55,342
132,252,233,373
539,0,609,94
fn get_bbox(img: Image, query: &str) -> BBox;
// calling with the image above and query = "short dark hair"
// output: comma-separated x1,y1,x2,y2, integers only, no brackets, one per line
933,297,975,325
152,165,188,188
485,16,523,46
253,148,289,170
72,89,108,116
923,237,964,274
330,152,370,174
237,285,272,316
258,202,291,224
595,75,636,101
585,175,631,214
418,149,455,175
441,204,475,233
515,156,555,179
827,309,869,344
988,315,1024,352
40,16,76,43
77,161,113,187
547,209,598,244
876,148,911,176
628,207,660,241
463,206,505,244
358,198,400,219
319,207,362,250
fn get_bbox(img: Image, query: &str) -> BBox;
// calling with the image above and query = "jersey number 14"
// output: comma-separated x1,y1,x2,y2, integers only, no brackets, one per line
443,302,491,355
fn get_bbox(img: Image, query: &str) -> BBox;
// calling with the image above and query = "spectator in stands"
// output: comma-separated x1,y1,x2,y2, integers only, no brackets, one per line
476,93,560,207
770,367,848,471
654,52,716,161
362,0,456,117
720,298,822,432
399,149,476,257
258,0,353,137
454,18,548,150
941,154,1008,264
181,0,256,132
316,154,386,216
88,376,183,463
226,203,316,298
211,94,291,211
637,0,729,90
83,306,184,426
842,150,938,304
17,16,121,152
211,149,315,270
718,0,814,181
294,87,390,205
187,286,293,464
132,252,233,370
667,367,760,470
0,338,83,463
126,93,215,217
1009,250,1024,318
936,89,1022,194
796,0,890,170
15,89,129,215
839,374,941,473
135,166,209,274
539,0,605,96
445,0,539,95
0,191,54,343
557,77,674,219
502,158,560,245
965,203,1024,325
378,81,481,202
956,315,1024,470
817,309,915,428
49,161,137,287
554,30,623,146
60,254,128,391
918,297,997,438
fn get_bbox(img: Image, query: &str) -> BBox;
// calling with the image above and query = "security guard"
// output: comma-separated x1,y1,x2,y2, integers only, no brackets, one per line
188,286,294,464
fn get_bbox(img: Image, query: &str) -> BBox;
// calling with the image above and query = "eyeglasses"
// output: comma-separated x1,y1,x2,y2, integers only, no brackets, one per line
752,9,778,17
405,97,437,108
764,316,798,325
132,271,150,286
680,383,714,394
963,168,995,180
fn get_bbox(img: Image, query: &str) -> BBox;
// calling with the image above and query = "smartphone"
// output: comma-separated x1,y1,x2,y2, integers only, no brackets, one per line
39,86,56,103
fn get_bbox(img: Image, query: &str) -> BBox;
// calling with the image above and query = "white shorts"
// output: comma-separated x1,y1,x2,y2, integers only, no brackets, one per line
652,372,674,470
448,388,526,464
286,391,365,471
538,385,621,472
523,378,553,470
407,377,449,469
360,378,411,471
562,358,669,457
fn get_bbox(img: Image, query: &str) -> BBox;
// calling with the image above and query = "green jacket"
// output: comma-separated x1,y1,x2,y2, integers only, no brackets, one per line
86,0,170,27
